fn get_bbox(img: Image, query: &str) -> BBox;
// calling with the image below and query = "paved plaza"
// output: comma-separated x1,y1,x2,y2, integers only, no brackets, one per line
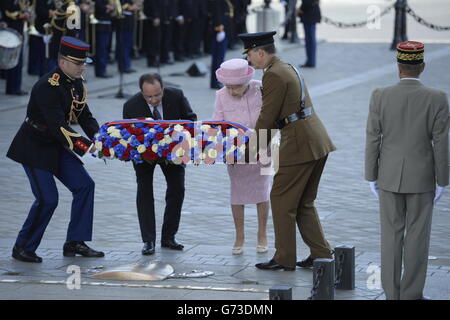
0,0,449,301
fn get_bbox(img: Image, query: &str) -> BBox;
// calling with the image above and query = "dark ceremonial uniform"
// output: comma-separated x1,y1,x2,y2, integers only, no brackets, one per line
209,0,233,89
48,0,81,70
143,0,176,66
2,0,27,95
7,37,104,262
298,0,321,67
114,0,135,72
29,0,54,76
94,0,112,77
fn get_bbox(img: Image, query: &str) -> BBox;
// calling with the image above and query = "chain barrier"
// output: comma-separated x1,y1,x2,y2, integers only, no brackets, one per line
406,5,450,31
307,265,324,300
334,251,345,287
321,4,394,29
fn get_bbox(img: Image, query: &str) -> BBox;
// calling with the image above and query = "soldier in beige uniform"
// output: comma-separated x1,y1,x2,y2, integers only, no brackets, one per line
238,31,335,271
365,41,449,300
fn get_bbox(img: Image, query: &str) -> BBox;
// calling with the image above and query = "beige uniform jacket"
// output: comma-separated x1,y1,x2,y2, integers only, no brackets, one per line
365,79,449,193
255,56,336,167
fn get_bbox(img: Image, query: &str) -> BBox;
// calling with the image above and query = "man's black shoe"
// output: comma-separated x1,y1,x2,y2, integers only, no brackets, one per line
161,239,184,250
142,241,155,255
63,241,104,257
12,245,42,263
255,259,295,271
96,73,113,79
296,256,314,269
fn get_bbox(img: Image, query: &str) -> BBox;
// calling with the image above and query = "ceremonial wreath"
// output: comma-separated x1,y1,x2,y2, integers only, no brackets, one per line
92,119,252,165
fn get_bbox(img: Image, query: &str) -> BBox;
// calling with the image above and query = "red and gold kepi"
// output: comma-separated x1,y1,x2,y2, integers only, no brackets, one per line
396,41,424,65
59,36,92,64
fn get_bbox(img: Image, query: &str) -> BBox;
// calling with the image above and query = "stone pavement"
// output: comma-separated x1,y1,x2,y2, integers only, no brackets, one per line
1,2,450,301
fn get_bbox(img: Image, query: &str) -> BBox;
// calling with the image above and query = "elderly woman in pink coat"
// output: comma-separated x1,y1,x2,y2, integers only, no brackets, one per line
212,58,271,255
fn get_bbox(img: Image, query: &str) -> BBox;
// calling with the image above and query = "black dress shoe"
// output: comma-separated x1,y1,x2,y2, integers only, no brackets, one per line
161,239,184,250
296,256,314,268
142,241,155,255
123,68,136,74
255,259,295,271
96,73,113,79
6,90,28,96
299,64,315,68
12,245,42,263
63,241,104,257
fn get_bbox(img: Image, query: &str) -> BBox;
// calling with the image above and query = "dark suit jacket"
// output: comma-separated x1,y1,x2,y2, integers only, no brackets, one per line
122,86,197,121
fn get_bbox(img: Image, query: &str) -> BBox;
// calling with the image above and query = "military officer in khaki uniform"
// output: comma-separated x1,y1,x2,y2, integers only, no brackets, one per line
239,31,335,271
365,41,449,300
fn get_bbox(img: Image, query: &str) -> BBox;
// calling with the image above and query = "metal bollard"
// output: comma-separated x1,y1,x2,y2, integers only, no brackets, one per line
269,286,292,300
311,258,335,300
390,0,408,50
334,245,355,290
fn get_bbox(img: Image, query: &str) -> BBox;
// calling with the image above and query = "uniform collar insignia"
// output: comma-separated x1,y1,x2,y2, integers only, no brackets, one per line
48,73,60,86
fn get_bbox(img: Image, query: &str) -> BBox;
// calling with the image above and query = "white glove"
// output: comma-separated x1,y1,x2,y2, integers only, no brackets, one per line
43,34,52,44
434,185,446,204
216,31,225,42
369,180,379,199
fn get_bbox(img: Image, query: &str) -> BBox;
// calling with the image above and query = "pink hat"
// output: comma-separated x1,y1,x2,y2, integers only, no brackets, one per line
216,59,255,85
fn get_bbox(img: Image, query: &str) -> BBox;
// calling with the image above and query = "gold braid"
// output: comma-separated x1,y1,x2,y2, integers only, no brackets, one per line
69,82,88,123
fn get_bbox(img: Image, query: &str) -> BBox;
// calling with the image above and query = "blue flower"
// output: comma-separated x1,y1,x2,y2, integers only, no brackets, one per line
134,122,145,128
130,135,140,147
120,129,131,140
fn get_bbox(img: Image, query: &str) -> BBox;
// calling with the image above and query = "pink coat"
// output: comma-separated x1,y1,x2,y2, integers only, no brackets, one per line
212,80,263,129
212,79,271,205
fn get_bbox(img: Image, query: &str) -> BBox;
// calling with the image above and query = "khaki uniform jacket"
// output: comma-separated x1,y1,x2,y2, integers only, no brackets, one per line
365,79,449,193
255,56,336,166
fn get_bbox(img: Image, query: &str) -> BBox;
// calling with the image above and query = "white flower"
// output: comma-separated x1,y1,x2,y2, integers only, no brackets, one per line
137,145,146,153
107,126,115,134
201,124,211,132
228,128,239,138
164,136,172,144
208,149,218,159
174,124,184,132
151,144,158,153
149,128,156,133
109,148,115,158
175,148,185,157
119,139,128,147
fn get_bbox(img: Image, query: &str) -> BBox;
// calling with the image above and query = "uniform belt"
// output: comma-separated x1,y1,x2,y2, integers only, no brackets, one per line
276,107,313,129
25,117,48,132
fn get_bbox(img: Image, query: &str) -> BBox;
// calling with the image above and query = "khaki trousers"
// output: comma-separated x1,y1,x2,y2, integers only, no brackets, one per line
270,156,332,268
379,189,434,300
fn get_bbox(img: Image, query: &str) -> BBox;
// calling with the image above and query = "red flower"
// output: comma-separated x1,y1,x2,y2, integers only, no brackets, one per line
162,149,170,158
155,132,164,140
137,134,145,143
142,149,158,161
102,147,110,157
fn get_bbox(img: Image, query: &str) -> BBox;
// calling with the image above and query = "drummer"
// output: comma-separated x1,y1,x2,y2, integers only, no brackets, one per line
1,0,28,95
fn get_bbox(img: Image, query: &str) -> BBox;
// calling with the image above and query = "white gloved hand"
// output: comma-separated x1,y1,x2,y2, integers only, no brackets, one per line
434,185,446,204
369,180,379,199
216,31,225,42
43,34,52,44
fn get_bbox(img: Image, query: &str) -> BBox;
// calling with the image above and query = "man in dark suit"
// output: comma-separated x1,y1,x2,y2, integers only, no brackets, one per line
123,73,197,255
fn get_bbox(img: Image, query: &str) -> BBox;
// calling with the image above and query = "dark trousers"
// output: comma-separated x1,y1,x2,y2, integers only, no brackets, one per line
28,36,47,76
210,35,228,88
133,161,185,243
16,149,95,253
116,29,133,71
303,23,317,66
6,46,23,94
95,30,112,76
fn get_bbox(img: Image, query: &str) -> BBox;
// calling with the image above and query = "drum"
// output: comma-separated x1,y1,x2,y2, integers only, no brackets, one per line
0,27,23,70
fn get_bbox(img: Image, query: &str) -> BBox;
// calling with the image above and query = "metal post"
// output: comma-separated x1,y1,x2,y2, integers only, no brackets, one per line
334,245,355,290
391,0,408,50
312,258,335,300
269,286,292,300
